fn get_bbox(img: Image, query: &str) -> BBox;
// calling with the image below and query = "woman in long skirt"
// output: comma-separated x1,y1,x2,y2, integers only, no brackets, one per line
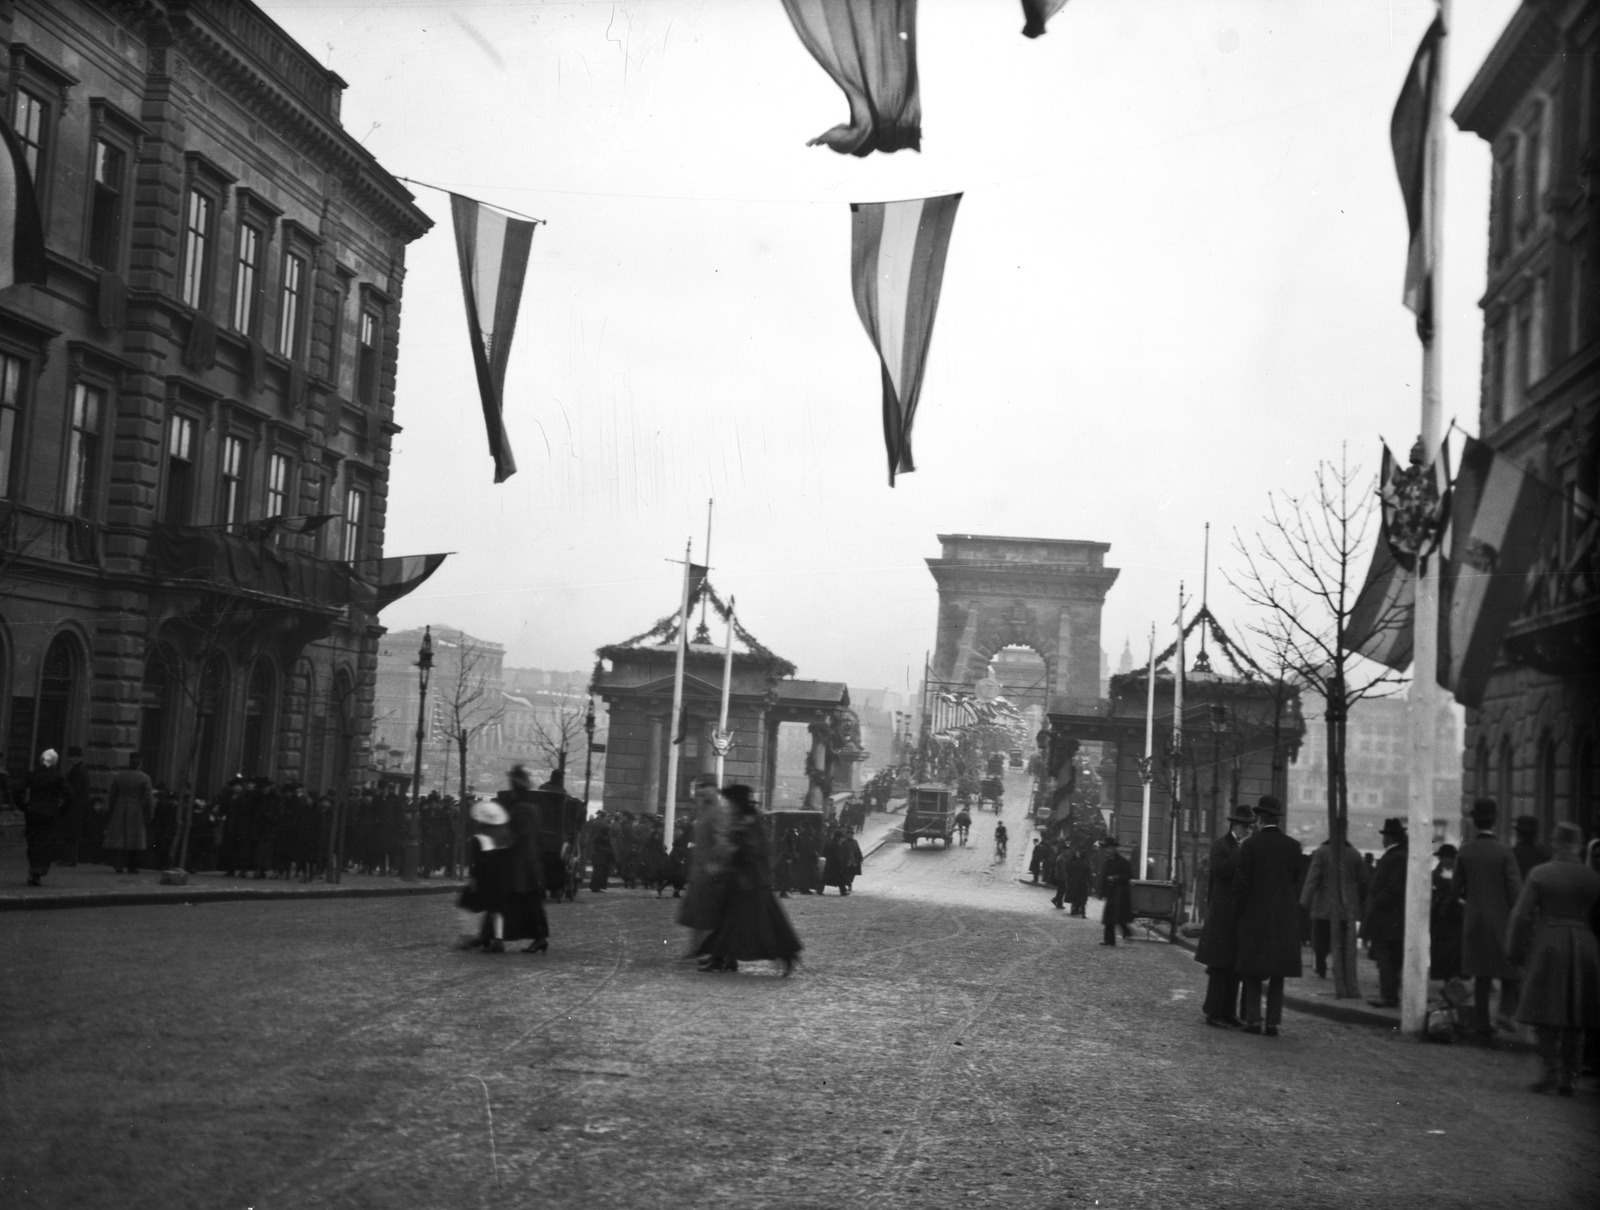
459,801,512,950
698,785,802,975
494,766,550,953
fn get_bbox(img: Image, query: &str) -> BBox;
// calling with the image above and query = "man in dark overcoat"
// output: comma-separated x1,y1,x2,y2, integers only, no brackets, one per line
1453,797,1523,1039
1361,817,1408,1008
59,746,90,866
1511,815,1548,881
676,778,730,951
494,765,550,951
1098,836,1134,946
21,749,72,885
1063,850,1091,916
1233,796,1303,1036
1195,804,1255,1026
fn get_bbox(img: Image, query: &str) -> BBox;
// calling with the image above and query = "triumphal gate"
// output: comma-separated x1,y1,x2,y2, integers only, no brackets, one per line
926,535,1119,713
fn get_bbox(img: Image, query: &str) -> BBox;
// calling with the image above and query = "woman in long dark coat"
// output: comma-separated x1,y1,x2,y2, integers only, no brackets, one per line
1097,836,1134,945
698,785,802,975
1063,850,1092,917
494,766,550,953
822,830,849,894
1195,807,1254,1024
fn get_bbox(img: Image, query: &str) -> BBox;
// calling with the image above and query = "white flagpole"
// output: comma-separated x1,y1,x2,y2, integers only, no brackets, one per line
1140,623,1156,876
715,596,736,788
1171,584,1186,883
662,540,693,842
1403,0,1449,1036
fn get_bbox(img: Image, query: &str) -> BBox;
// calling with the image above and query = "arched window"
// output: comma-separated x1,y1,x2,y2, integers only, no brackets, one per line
1536,731,1557,839
1498,737,1515,839
1474,737,1490,804
35,632,82,761
240,659,277,779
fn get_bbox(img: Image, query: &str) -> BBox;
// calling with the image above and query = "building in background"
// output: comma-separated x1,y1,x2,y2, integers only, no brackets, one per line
1452,1,1599,842
0,0,431,803
1288,694,1462,853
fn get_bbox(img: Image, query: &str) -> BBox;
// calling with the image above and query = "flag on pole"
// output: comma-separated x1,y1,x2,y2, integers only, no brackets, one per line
1020,0,1070,38
1391,17,1445,343
1438,437,1559,708
361,552,450,612
450,195,537,484
686,563,709,613
1348,442,1450,670
780,0,921,156
0,116,48,291
850,193,962,485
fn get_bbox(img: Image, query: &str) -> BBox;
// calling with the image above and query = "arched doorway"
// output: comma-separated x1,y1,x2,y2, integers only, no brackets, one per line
35,633,81,761
241,659,277,779
194,655,231,797
140,648,178,787
987,645,1050,714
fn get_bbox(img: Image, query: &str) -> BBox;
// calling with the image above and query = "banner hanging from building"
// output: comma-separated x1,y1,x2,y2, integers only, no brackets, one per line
450,194,538,483
849,192,962,485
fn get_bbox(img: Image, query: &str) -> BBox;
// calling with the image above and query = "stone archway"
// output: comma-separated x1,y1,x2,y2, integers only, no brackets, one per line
926,535,1119,712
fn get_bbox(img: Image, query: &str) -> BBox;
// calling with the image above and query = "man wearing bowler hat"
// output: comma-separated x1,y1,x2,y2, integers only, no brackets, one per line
1194,804,1256,1026
1232,795,1303,1036
1362,817,1409,1008
1097,836,1134,946
1453,797,1523,1040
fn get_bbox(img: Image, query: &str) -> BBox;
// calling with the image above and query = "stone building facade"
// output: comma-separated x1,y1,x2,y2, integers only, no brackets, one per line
0,1,430,802
1452,0,1599,842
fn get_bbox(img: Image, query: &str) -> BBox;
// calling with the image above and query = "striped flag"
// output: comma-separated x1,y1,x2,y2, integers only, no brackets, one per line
450,195,537,484
1438,437,1559,708
850,193,962,485
357,552,449,612
1348,442,1450,669
1391,17,1444,343
0,116,47,291
780,0,920,156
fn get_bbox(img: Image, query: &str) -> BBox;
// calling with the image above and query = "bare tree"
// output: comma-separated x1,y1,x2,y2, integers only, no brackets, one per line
528,703,589,786
437,635,504,786
1228,450,1409,999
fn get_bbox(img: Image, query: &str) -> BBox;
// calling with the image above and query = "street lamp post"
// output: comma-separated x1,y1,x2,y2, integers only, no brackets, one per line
403,626,434,882
582,699,597,806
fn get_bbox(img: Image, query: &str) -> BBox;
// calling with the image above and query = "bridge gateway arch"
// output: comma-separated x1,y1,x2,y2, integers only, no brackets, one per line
926,534,1120,715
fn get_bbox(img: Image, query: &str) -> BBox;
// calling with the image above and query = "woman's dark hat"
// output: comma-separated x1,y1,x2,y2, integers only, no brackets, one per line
1380,817,1407,839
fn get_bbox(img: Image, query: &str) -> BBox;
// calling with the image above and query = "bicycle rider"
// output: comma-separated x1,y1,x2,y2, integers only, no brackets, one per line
954,806,972,845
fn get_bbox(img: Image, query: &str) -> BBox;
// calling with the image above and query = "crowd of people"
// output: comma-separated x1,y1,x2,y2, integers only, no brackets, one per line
459,773,807,975
1185,793,1600,1096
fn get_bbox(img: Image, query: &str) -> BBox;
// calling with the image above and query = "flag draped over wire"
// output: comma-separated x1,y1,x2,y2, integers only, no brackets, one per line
850,192,962,484
1348,441,1450,669
780,0,1071,155
240,514,335,542
1438,436,1559,708
450,194,537,483
1391,16,1444,343
0,116,47,291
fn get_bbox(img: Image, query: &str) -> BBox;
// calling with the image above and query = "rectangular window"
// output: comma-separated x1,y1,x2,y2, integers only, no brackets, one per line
1517,309,1533,394
0,354,22,499
1522,108,1543,226
356,309,380,406
220,435,246,529
164,414,196,526
342,486,365,562
13,90,46,179
64,383,105,518
1491,329,1508,423
232,225,262,334
181,189,213,310
1492,151,1514,259
277,253,306,359
88,140,125,271
267,452,291,518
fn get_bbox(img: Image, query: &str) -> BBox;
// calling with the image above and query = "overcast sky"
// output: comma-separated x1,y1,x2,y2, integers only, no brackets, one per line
265,0,1517,689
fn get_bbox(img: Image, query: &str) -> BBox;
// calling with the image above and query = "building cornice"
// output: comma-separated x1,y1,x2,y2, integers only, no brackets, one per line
1452,1,1563,139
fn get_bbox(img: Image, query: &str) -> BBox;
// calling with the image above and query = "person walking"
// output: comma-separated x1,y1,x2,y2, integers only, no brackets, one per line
494,765,550,954
1063,849,1092,917
1050,844,1074,910
101,752,154,876
676,777,730,956
458,800,513,951
1233,796,1304,1036
1098,836,1134,946
822,829,849,895
1030,834,1050,882
1195,805,1255,1026
1299,832,1368,979
1459,793,1516,1037
20,749,72,886
1362,818,1409,1008
1511,815,1549,881
837,829,863,896
1507,821,1600,1096
994,821,1009,862
696,784,802,975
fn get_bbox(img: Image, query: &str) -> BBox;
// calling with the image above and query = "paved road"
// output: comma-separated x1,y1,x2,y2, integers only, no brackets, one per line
2,774,1595,1210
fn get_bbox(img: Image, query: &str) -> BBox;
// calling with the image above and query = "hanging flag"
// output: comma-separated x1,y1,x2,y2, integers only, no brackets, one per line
0,116,47,291
1391,17,1444,343
1438,437,1559,708
359,552,450,612
850,192,962,484
1348,441,1451,670
450,195,537,483
780,0,920,156
1020,0,1070,38
240,513,336,542
685,563,709,619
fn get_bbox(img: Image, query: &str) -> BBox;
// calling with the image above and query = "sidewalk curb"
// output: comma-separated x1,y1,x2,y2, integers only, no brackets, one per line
1169,933,1406,1031
0,882,464,912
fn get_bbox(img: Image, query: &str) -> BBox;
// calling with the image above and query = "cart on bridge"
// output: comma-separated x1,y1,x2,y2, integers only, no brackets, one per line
903,785,956,849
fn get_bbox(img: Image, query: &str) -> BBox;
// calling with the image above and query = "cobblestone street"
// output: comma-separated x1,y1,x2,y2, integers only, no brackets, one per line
2,783,1595,1210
